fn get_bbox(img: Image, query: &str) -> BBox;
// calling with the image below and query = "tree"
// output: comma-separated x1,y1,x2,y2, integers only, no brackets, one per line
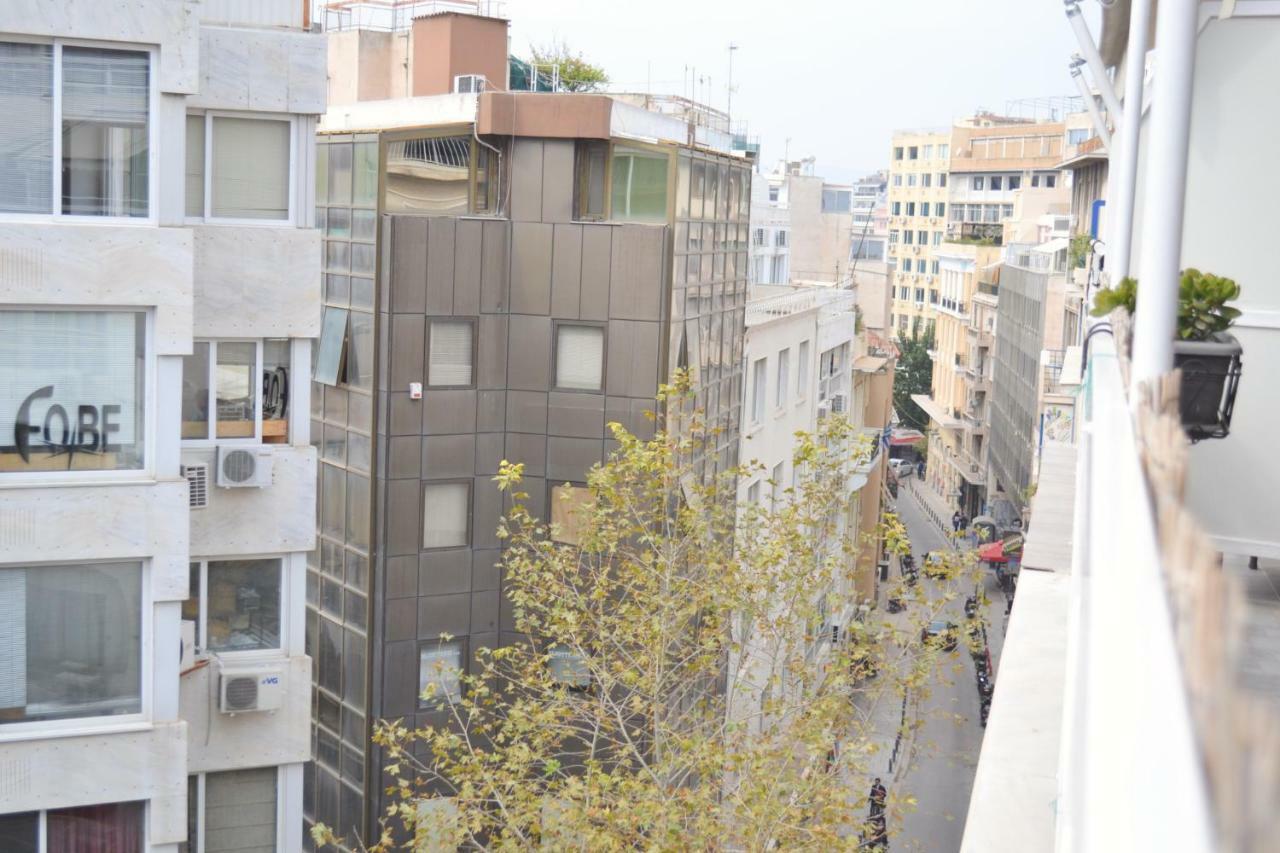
529,41,609,93
893,325,935,433
313,377,978,851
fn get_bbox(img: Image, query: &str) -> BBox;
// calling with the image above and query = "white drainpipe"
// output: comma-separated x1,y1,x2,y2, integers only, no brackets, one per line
1130,0,1200,391
1064,1,1123,123
1106,0,1152,283
1069,58,1113,149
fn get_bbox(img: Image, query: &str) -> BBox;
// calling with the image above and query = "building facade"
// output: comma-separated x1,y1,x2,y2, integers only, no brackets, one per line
308,12,752,845
749,168,791,285
0,2,322,851
886,131,951,339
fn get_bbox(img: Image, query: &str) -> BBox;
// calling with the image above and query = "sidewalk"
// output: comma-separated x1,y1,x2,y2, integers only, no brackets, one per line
902,476,955,541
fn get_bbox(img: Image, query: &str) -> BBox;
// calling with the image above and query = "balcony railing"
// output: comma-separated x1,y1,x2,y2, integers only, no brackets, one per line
745,288,854,326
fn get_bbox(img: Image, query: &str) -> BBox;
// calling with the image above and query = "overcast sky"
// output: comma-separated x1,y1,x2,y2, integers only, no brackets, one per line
507,0,1098,182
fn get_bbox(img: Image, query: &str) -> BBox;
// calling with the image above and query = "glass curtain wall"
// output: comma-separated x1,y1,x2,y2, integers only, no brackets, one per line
671,152,751,486
306,134,377,851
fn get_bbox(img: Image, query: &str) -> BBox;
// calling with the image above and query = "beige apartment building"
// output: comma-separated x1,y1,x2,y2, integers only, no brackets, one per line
886,131,951,339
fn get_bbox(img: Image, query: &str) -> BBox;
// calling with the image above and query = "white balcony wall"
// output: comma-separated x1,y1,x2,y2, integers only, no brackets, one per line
192,226,323,338
187,445,318,556
1173,17,1280,560
199,0,306,30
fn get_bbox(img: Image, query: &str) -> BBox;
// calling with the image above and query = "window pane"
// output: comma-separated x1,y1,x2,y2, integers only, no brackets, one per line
0,562,143,724
550,484,594,546
262,339,290,444
327,141,352,206
352,140,377,207
181,341,211,439
555,325,603,391
185,114,204,217
419,642,463,706
346,471,370,551
0,811,38,853
428,321,473,387
47,801,144,852
183,562,201,648
423,482,469,549
179,775,197,853
61,47,149,217
384,136,470,214
315,308,349,386
0,310,146,472
0,42,53,214
215,342,257,439
211,117,289,219
206,768,277,852
610,146,668,223
351,208,376,241
206,559,281,652
346,311,374,391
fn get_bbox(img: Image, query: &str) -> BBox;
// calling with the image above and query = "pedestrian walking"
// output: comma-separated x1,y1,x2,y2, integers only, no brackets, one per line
951,511,961,533
869,778,887,817
916,460,925,479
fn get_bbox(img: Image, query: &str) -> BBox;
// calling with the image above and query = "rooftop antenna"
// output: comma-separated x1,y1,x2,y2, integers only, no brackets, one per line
727,42,739,124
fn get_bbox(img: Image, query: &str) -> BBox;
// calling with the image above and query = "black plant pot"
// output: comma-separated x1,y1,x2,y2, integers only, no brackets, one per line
1172,333,1243,440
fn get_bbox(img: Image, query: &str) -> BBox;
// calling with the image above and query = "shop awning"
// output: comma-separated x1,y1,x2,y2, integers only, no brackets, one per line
980,535,1025,564
911,394,964,430
890,428,925,447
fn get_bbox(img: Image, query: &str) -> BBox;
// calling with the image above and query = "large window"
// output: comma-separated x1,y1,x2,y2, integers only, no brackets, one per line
182,768,278,853
423,482,470,549
554,324,605,392
750,358,767,425
314,307,373,391
187,559,283,653
610,146,669,223
574,141,607,221
186,114,292,221
0,42,150,218
182,340,291,443
3,802,145,852
427,320,475,388
775,348,790,408
550,483,594,546
0,562,143,725
384,135,471,215
0,310,146,473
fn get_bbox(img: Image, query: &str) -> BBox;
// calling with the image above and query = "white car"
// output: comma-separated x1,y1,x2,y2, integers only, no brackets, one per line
889,459,914,477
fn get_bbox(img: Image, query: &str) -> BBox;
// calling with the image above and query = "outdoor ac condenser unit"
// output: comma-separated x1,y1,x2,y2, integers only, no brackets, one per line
216,446,273,488
218,666,284,714
831,395,847,414
454,74,486,94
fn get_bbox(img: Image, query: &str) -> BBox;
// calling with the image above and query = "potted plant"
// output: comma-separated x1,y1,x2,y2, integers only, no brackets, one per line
1092,270,1244,439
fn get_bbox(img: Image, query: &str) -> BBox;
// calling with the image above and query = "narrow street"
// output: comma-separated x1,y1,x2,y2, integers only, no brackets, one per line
889,477,1009,852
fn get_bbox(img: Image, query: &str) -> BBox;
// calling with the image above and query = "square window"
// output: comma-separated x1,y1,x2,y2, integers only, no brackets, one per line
610,146,669,223
205,768,277,851
423,482,470,549
990,176,1003,191
555,325,605,391
419,641,464,707
210,116,291,220
205,558,282,652
427,320,475,387
1,309,147,472
0,562,143,725
550,483,594,546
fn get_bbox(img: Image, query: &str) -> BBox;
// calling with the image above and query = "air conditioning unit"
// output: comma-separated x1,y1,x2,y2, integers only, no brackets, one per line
180,619,197,672
831,394,848,414
829,623,842,645
218,665,284,714
453,74,486,94
817,400,832,420
182,462,209,508
216,446,273,488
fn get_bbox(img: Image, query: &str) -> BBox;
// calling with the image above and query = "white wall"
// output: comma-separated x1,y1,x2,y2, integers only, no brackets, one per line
1176,17,1280,557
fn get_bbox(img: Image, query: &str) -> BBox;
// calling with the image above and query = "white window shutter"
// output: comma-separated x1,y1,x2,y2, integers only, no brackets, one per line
428,321,473,386
423,483,469,548
556,326,604,391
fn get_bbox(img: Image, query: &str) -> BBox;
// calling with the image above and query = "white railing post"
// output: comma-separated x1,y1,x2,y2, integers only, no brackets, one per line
1064,2,1123,122
1106,0,1152,283
1130,0,1199,390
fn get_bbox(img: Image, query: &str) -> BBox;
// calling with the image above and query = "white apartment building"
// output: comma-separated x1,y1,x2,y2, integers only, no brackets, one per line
749,167,791,285
0,2,322,850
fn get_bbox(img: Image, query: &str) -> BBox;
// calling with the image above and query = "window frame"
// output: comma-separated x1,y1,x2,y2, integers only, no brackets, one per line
0,558,151,741
552,320,607,394
183,766,285,853
417,638,466,710
0,37,159,224
182,339,292,445
775,347,790,410
183,110,298,226
796,340,810,401
426,317,478,390
421,479,473,551
187,556,288,658
0,306,154,484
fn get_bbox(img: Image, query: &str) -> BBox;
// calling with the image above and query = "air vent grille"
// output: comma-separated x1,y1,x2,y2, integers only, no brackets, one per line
182,463,209,509
223,676,259,711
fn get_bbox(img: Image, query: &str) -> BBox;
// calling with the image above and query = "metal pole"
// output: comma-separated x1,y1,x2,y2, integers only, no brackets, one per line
1107,0,1151,283
1065,1,1123,123
1069,59,1113,149
727,43,737,123
1130,0,1199,390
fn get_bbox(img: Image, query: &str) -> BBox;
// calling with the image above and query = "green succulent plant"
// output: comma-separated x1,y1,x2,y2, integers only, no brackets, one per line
1090,269,1241,342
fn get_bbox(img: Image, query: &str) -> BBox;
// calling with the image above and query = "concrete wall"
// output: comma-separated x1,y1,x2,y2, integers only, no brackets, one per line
410,13,508,96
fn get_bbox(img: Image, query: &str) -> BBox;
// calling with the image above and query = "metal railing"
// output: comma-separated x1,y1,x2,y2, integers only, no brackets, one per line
321,0,505,32
745,288,854,326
